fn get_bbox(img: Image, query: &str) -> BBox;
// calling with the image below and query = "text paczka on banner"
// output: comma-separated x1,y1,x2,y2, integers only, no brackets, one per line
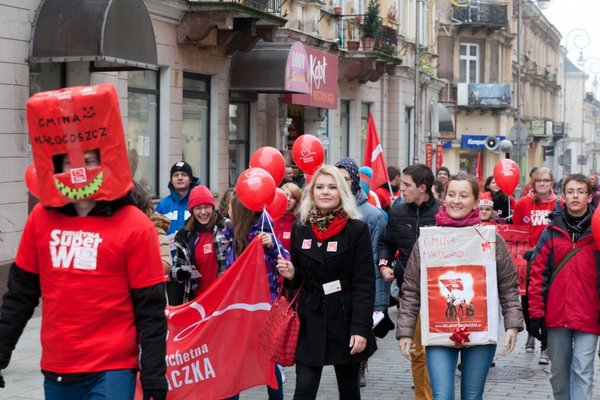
418,226,500,347
135,237,277,400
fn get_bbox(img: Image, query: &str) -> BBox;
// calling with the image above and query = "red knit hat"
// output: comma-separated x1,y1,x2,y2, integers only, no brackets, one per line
188,185,215,211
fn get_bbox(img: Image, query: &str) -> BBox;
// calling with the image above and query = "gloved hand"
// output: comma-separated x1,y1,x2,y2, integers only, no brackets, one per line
528,318,544,341
174,268,192,282
143,390,166,400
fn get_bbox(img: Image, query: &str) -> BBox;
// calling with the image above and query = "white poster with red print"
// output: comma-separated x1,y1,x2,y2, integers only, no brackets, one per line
418,226,500,347
135,237,277,399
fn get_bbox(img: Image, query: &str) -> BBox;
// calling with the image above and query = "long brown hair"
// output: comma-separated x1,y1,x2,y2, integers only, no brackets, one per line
230,192,260,257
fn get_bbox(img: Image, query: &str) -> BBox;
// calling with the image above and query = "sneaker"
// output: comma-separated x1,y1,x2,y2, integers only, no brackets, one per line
539,350,550,365
277,364,286,384
359,360,367,387
526,334,535,353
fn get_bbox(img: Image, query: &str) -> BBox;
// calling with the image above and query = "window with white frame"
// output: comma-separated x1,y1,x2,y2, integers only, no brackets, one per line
460,43,480,83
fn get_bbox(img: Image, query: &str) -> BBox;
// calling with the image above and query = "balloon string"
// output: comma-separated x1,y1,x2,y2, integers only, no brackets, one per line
262,208,283,256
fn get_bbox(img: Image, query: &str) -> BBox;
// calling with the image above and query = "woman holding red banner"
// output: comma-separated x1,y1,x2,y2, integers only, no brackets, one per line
225,191,289,400
169,185,230,305
277,165,376,400
397,173,523,400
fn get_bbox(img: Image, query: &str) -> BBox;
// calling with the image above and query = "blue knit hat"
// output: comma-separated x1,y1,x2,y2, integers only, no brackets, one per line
335,157,360,196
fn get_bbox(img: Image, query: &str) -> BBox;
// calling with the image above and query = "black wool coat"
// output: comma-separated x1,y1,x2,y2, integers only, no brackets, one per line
288,219,376,367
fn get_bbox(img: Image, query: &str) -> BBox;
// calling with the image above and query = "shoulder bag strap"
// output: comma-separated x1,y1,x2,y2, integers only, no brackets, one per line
549,246,582,285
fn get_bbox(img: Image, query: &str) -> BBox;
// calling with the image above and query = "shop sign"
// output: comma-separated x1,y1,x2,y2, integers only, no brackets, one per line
531,120,545,136
426,143,433,167
286,46,338,109
460,135,506,149
284,42,311,94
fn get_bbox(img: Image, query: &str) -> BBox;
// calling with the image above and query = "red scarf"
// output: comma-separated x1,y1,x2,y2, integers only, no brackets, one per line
435,204,480,227
311,214,349,241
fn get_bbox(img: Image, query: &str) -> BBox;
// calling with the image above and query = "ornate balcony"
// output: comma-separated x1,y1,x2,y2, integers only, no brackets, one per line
451,2,508,31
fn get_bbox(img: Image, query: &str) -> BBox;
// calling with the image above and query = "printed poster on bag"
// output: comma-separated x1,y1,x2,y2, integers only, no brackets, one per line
419,226,499,347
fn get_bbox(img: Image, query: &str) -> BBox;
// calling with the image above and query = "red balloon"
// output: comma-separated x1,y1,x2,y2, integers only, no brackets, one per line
292,134,324,175
250,146,286,186
235,167,276,211
305,174,312,184
592,207,600,249
493,159,520,196
25,163,40,198
266,188,288,220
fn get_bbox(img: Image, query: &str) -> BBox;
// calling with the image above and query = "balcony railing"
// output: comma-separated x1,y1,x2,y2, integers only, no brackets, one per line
338,16,399,56
188,0,282,15
451,2,508,27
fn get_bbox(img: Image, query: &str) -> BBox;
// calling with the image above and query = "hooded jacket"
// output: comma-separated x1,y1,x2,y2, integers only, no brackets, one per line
512,189,558,248
528,206,600,334
155,179,200,236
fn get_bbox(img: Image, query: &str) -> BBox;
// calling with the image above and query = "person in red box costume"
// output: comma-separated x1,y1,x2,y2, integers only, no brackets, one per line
0,84,167,400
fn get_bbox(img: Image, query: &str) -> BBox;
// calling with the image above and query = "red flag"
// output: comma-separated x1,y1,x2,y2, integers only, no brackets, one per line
363,112,390,190
136,237,277,399
440,278,464,292
436,143,444,169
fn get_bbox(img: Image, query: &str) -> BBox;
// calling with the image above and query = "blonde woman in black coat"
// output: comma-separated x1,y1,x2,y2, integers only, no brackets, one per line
277,165,376,400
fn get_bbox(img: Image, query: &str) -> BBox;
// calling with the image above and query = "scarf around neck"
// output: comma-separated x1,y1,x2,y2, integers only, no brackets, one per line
309,207,349,241
435,204,481,227
562,205,592,242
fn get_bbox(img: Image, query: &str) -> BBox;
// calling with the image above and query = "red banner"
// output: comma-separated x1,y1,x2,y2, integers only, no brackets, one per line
436,143,444,169
137,238,277,399
425,143,433,167
496,224,530,295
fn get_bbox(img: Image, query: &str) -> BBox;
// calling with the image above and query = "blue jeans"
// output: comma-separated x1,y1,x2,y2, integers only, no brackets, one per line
547,327,598,400
44,369,136,400
224,364,283,400
426,345,496,400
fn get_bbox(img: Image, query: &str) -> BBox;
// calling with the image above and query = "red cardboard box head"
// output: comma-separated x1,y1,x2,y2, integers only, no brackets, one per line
26,84,132,207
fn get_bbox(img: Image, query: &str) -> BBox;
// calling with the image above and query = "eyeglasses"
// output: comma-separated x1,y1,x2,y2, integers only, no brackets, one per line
534,179,552,184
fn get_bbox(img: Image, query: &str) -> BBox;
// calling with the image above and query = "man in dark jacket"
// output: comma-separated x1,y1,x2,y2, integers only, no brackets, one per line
378,163,440,400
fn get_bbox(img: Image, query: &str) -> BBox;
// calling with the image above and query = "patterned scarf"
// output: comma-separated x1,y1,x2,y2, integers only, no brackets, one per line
309,207,349,241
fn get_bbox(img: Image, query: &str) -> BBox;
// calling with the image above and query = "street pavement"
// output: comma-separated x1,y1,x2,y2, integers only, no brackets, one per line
0,307,598,399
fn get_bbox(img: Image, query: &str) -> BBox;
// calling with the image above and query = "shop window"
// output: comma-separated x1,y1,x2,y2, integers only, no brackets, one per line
360,102,371,157
128,70,159,196
340,100,350,158
29,63,65,96
183,73,210,187
459,150,479,175
229,103,250,187
460,43,480,83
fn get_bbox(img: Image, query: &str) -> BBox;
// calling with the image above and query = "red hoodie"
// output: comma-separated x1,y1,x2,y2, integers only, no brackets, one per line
512,189,557,248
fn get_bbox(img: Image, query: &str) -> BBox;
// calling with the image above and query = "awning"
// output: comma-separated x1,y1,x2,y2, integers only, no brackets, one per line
230,42,311,93
30,0,158,70
438,103,455,136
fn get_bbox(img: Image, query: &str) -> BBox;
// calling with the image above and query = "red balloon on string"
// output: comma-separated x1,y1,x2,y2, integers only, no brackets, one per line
305,174,312,184
592,207,600,249
493,159,520,196
250,146,286,186
235,167,276,211
24,163,40,198
266,188,288,220
292,134,324,175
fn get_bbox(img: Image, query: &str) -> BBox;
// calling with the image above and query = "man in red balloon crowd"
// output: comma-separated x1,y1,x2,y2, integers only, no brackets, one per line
0,84,167,400
528,173,600,399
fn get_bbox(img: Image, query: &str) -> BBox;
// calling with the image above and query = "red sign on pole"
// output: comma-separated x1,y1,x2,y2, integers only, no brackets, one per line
436,143,444,169
426,144,433,167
